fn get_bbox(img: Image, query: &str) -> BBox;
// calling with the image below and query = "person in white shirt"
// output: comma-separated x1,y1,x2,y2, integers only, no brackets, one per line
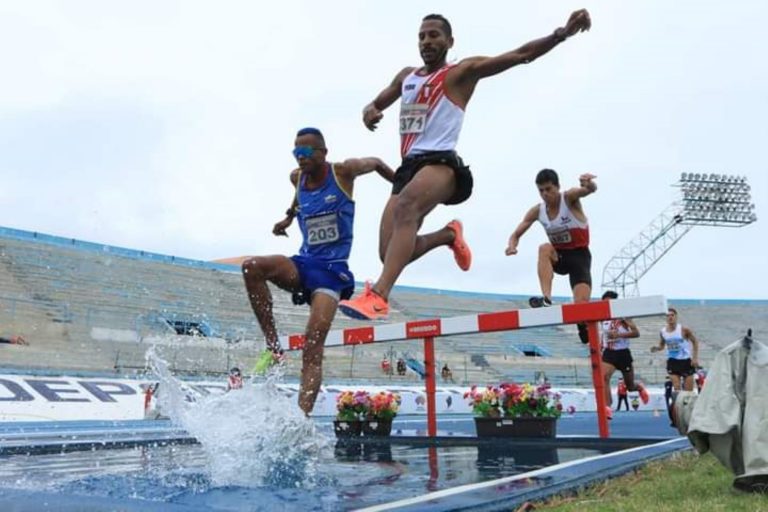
340,10,592,321
652,307,700,392
505,169,597,344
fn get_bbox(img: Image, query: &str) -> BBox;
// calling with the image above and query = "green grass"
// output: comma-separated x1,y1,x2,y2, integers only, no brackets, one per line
532,451,767,512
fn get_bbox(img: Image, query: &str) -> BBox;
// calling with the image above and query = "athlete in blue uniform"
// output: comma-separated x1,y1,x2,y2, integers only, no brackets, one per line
242,127,394,415
652,307,700,392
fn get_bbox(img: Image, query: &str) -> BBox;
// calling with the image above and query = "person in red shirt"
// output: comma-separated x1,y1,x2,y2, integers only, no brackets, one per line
227,367,243,391
381,357,392,375
695,367,707,393
616,378,629,411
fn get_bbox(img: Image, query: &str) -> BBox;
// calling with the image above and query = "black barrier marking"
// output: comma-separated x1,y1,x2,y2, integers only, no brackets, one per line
190,384,227,396
78,381,137,403
0,379,35,402
25,379,89,402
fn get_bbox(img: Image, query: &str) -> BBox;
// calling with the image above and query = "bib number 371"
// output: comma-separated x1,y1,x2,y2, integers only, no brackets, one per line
399,104,427,134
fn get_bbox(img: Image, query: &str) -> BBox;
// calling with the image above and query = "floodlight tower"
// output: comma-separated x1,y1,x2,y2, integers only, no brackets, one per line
601,173,757,297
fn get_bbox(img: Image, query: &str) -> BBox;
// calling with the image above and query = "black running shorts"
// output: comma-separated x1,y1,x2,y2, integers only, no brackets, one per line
602,348,634,373
392,151,473,205
553,247,592,288
667,358,696,378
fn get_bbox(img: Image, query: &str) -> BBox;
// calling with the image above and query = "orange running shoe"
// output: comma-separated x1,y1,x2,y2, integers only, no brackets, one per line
637,383,650,405
339,282,389,320
605,406,614,420
446,219,472,271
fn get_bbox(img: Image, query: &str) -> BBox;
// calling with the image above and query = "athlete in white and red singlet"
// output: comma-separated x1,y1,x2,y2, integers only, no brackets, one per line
505,169,597,344
339,10,592,321
598,290,650,417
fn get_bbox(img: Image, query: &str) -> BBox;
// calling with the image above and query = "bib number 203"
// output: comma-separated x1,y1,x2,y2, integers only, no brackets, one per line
307,214,340,245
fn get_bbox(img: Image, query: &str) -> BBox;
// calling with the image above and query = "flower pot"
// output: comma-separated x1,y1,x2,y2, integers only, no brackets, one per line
474,416,557,438
362,418,393,437
334,420,363,438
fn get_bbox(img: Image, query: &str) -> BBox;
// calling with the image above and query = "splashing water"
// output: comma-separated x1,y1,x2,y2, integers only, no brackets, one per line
146,347,331,489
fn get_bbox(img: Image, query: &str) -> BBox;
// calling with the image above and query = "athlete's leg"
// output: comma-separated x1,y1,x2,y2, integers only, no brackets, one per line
242,256,301,350
602,362,616,407
298,292,338,415
669,373,682,391
378,195,452,265
572,281,592,343
537,244,558,300
374,164,456,299
621,368,636,390
572,282,591,304
682,373,695,392
620,395,629,411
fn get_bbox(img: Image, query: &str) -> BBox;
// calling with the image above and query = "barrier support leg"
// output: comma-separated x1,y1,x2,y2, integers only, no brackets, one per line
424,336,437,437
427,446,439,491
588,321,610,438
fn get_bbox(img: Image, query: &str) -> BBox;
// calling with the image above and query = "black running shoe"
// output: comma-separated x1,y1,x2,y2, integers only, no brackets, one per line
577,322,589,344
529,296,552,308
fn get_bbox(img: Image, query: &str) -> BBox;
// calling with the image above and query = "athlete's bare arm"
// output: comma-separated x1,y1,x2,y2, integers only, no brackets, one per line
610,319,640,340
273,169,300,237
447,9,591,107
564,173,597,212
335,158,396,195
651,335,666,353
684,327,700,366
363,67,416,131
505,205,539,256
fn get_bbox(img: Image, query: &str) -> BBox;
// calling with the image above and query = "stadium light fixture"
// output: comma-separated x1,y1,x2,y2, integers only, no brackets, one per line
675,172,758,227
603,172,758,297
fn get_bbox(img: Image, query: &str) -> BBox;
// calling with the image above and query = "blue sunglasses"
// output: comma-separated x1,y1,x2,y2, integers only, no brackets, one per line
292,146,324,160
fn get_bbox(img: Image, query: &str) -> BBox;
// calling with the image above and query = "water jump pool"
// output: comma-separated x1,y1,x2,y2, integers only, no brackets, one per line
0,414,688,512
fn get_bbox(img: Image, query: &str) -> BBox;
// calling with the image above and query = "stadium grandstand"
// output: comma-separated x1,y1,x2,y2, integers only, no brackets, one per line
2,226,766,387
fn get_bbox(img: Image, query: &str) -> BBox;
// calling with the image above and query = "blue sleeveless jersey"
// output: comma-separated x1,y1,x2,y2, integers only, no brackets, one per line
296,164,354,262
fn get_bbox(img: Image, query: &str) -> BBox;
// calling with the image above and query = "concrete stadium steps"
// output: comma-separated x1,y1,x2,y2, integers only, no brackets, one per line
3,228,768,386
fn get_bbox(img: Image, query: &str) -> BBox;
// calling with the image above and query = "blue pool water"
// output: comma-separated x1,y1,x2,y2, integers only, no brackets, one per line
0,439,606,511
0,362,682,511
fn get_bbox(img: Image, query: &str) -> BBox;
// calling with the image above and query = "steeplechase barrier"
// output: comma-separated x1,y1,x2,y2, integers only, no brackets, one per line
280,295,668,438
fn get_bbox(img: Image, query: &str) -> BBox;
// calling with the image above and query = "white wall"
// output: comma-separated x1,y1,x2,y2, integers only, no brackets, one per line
0,373,667,422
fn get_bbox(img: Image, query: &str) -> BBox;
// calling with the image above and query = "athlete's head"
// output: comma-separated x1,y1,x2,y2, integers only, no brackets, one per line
419,14,453,67
293,127,327,171
536,168,561,204
666,307,678,326
602,290,619,300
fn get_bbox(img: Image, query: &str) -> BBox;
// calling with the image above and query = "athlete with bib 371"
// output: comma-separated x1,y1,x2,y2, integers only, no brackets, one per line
339,10,592,321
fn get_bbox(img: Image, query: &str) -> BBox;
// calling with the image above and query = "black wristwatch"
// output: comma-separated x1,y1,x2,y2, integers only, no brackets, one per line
553,27,567,43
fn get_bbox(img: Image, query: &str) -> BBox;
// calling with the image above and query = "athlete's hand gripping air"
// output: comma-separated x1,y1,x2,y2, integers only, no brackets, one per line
363,103,385,131
563,9,591,37
273,218,292,237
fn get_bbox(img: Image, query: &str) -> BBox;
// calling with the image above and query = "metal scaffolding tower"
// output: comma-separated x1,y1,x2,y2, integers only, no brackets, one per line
602,173,757,297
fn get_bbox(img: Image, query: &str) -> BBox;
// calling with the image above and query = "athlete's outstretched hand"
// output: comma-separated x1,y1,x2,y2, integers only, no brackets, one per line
505,237,519,256
564,9,591,37
363,104,384,131
273,218,292,237
579,173,597,187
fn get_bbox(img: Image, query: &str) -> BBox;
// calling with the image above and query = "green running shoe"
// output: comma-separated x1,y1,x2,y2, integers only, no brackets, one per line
253,349,278,375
